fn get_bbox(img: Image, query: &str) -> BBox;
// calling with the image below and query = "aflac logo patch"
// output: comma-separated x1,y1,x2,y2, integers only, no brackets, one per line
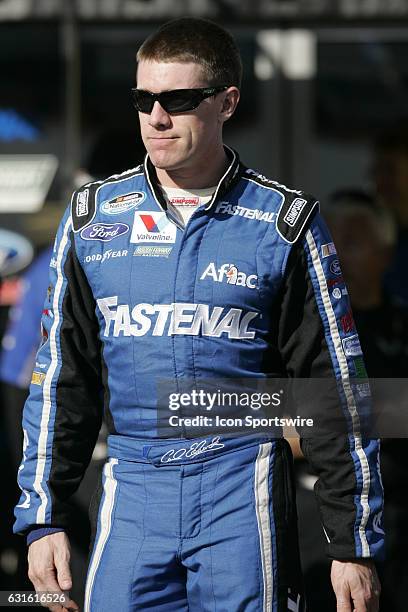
131,211,177,244
101,192,145,215
81,222,129,242
200,262,257,289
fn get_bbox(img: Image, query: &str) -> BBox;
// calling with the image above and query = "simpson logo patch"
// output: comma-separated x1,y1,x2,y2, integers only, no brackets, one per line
283,198,307,227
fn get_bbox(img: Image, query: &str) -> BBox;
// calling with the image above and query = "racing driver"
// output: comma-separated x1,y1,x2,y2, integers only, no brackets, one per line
15,17,383,612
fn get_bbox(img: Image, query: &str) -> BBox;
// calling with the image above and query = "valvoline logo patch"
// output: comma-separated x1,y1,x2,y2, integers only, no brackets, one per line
101,192,145,215
140,214,170,233
81,222,129,242
131,211,177,244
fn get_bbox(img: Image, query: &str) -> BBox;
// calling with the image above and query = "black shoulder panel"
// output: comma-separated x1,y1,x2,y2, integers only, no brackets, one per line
71,182,100,233
276,191,319,244
71,166,145,233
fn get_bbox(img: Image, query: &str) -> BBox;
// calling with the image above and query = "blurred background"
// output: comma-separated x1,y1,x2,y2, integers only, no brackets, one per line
1,1,408,610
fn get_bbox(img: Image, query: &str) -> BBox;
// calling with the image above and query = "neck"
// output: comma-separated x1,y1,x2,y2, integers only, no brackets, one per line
155,145,229,190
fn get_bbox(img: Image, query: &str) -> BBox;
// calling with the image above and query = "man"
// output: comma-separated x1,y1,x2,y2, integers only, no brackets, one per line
15,18,383,612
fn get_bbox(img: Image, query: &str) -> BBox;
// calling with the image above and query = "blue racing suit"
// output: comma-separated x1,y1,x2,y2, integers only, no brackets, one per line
14,148,384,611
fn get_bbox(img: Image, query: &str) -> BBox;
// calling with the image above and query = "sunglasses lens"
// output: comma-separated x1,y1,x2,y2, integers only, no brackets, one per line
132,90,154,113
161,90,200,113
131,88,212,114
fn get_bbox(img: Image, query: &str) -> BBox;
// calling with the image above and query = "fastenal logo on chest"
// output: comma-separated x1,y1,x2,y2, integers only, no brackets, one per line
97,297,258,339
215,202,275,223
200,263,258,289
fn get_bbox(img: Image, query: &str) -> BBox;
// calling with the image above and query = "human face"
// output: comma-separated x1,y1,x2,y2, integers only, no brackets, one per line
136,60,236,178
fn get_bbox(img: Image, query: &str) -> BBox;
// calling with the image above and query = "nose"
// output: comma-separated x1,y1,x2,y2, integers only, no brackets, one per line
148,101,172,129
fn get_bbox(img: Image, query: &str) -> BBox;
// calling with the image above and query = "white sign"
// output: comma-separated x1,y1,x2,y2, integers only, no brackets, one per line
0,155,58,212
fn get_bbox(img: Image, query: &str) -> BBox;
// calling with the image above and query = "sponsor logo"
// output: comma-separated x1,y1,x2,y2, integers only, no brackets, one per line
84,249,128,264
342,334,362,357
80,222,129,242
330,259,342,275
42,308,53,318
215,201,275,223
283,198,307,227
31,371,46,386
97,297,259,339
160,437,225,463
200,262,257,289
341,311,354,333
101,191,145,215
327,276,344,287
76,189,89,217
133,246,172,258
50,257,57,269
246,169,303,195
170,196,199,206
321,242,337,258
353,357,367,378
373,511,385,535
131,211,177,244
332,287,348,300
356,382,371,398
35,362,47,369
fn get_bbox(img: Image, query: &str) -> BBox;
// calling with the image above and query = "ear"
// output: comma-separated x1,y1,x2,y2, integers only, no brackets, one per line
219,87,240,123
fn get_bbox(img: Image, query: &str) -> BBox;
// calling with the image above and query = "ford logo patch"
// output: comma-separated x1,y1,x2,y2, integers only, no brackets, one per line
80,222,129,242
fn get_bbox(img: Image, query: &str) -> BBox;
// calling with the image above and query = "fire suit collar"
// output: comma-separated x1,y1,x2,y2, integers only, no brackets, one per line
143,145,243,215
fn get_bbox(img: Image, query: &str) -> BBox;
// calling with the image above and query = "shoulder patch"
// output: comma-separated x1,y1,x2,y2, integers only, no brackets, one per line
276,192,319,244
72,182,99,232
71,166,144,233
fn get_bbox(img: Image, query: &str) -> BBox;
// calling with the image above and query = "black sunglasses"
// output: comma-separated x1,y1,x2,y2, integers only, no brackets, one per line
131,86,228,114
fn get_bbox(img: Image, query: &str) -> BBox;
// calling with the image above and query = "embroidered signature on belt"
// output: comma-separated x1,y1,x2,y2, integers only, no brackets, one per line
160,436,225,464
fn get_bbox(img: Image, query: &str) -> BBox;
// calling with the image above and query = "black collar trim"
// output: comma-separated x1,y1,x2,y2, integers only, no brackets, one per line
144,145,242,214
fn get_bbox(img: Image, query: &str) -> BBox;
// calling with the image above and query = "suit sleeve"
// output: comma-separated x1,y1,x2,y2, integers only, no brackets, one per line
14,204,103,536
278,211,384,561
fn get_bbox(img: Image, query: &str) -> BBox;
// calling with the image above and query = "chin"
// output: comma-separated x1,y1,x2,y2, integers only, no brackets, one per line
148,150,185,171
